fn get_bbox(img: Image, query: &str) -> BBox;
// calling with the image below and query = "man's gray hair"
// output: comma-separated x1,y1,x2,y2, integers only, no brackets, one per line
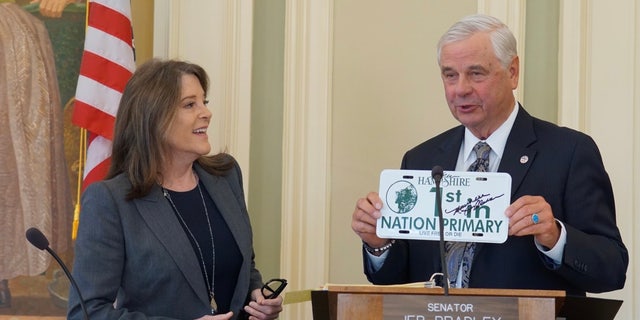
437,14,517,69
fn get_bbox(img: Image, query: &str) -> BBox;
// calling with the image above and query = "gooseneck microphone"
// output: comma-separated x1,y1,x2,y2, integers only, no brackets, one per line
431,165,449,296
26,227,89,320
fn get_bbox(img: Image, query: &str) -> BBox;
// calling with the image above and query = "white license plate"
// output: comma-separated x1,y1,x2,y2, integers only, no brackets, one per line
376,169,511,243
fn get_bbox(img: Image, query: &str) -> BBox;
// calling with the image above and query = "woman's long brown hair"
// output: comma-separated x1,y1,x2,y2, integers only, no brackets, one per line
107,59,233,200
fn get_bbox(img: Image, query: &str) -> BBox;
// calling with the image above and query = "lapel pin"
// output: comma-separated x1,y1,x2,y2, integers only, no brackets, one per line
520,155,529,164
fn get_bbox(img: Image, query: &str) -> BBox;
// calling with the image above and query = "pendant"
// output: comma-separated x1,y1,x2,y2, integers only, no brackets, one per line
210,295,218,314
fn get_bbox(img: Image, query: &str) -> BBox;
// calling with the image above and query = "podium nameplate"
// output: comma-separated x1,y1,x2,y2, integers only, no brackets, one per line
383,295,518,320
310,285,620,320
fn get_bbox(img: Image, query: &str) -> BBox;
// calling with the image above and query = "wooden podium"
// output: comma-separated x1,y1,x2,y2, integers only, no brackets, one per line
311,284,622,320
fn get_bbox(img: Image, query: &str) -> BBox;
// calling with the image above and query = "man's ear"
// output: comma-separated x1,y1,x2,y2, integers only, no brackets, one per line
509,56,520,89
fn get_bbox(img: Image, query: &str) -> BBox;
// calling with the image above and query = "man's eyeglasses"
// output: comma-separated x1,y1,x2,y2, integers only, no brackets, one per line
261,278,288,299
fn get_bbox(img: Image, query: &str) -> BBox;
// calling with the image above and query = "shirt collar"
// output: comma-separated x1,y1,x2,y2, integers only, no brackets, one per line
463,102,519,162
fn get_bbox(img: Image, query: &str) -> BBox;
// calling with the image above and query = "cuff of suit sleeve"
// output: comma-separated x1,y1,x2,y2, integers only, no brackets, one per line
535,219,566,268
365,248,389,273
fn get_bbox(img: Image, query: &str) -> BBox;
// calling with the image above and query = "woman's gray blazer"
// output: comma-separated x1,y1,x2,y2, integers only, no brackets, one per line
68,162,262,319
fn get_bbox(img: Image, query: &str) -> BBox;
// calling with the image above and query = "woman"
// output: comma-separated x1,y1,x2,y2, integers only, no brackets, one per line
68,59,283,319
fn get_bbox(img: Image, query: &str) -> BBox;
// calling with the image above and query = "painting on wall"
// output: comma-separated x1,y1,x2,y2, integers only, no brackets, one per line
0,0,86,316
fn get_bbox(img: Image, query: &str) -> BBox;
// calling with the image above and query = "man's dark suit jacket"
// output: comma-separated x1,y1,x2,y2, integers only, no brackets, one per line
364,106,628,295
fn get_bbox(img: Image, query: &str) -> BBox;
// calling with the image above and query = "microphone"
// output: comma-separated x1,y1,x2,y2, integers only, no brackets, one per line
431,165,449,295
26,227,90,320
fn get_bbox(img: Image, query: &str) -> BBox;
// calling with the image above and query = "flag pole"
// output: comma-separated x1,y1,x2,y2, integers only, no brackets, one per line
72,1,91,241
72,128,86,240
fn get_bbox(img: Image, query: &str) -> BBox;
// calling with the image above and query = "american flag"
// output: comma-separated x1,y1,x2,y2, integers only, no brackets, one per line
72,0,135,190
72,0,135,238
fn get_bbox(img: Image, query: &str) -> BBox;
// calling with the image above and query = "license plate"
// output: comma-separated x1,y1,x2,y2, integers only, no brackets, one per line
376,169,511,243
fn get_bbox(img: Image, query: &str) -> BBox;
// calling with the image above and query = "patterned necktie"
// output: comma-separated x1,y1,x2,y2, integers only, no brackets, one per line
445,141,491,288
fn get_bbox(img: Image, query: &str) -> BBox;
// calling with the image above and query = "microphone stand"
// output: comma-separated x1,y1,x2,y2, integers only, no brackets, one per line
26,228,90,320
46,246,90,320
432,166,449,296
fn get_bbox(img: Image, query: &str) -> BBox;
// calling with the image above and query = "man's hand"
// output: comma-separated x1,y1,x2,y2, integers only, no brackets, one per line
505,195,560,248
351,192,389,248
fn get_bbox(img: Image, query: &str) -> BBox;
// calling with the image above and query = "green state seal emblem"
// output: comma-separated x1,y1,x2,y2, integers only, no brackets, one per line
385,180,418,214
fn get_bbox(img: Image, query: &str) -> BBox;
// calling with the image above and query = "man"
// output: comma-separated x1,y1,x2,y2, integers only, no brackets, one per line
351,14,628,295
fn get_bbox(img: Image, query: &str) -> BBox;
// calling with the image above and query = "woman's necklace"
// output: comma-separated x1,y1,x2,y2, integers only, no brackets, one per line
162,180,218,314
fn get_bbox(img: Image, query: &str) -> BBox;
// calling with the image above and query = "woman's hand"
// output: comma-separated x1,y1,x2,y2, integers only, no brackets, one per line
243,288,284,320
195,311,233,320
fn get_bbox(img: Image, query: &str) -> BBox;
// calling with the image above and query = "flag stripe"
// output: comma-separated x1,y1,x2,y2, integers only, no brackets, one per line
72,100,116,141
77,51,132,93
83,157,111,191
75,74,124,117
84,26,136,72
92,0,131,21
85,135,112,172
87,2,133,46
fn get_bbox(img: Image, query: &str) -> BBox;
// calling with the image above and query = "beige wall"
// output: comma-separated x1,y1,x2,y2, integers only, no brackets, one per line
130,0,154,66
522,0,559,122
555,2,638,319
330,0,475,284
249,0,285,281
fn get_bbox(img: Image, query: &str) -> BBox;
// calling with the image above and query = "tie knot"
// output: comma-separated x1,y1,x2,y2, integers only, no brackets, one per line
473,142,491,160
468,142,491,172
